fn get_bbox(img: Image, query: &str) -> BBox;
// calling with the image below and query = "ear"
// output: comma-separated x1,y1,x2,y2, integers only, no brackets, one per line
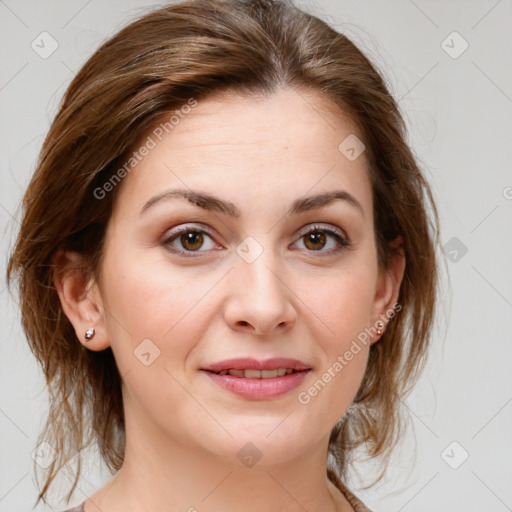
51,248,110,351
370,235,406,344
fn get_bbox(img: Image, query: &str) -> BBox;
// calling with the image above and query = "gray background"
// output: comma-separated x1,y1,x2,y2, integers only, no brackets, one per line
1,0,511,511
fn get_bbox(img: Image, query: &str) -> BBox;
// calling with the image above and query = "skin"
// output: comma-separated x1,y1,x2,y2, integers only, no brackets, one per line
54,86,405,512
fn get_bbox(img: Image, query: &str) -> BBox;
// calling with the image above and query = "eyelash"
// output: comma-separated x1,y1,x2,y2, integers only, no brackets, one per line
161,223,351,258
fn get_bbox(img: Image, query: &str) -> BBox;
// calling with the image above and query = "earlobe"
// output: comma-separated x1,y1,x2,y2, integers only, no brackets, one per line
52,248,110,351
370,235,406,343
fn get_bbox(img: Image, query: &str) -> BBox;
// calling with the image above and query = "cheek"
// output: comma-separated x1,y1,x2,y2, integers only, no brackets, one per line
301,262,377,346
98,256,214,433
295,265,376,413
99,246,220,375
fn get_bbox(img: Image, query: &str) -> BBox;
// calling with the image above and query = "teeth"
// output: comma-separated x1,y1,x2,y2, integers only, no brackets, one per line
215,368,297,378
244,369,262,379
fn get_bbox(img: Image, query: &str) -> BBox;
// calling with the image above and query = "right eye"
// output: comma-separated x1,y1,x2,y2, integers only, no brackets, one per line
162,225,221,256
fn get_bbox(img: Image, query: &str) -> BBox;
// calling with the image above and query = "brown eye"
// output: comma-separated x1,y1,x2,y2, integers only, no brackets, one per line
303,231,327,251
162,225,218,255
180,231,204,251
293,225,351,255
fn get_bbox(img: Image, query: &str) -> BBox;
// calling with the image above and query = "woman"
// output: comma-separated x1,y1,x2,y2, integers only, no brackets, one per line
6,0,439,511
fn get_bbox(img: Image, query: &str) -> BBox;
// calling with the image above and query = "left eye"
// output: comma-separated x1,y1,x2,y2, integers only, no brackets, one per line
293,225,349,253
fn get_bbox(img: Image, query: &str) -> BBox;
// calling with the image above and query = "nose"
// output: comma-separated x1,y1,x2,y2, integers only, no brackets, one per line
223,243,297,336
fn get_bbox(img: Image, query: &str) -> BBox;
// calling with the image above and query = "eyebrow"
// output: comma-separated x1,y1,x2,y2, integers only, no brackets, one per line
139,188,365,219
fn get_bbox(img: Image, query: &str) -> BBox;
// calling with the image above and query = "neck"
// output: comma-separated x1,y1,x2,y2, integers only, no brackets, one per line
85,388,353,512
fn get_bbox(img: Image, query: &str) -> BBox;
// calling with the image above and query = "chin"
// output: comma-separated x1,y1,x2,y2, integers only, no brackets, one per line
198,420,318,466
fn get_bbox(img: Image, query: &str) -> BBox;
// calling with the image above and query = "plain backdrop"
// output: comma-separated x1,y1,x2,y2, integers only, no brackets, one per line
1,1,511,511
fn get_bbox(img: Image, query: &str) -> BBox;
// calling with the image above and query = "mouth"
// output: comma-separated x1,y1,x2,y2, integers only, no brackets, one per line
200,357,311,399
207,368,301,378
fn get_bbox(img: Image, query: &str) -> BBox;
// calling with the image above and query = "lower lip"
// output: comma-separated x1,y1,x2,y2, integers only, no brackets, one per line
202,370,310,399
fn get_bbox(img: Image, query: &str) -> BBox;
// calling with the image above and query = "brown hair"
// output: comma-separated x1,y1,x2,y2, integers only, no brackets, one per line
6,0,440,505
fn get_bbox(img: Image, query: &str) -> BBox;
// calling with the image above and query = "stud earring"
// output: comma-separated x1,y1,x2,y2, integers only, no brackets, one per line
376,321,385,335
84,327,95,341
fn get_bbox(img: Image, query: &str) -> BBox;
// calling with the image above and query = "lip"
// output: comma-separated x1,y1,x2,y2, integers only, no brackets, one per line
200,357,312,400
201,357,311,372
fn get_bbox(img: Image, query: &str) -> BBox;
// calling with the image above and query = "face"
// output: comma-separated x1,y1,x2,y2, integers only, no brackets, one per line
85,87,398,464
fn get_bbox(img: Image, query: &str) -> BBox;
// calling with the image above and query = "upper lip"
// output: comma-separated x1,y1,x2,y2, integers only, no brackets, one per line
201,357,311,372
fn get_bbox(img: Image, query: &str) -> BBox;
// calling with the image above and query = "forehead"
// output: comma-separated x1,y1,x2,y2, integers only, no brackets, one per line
148,87,358,155
111,87,372,219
